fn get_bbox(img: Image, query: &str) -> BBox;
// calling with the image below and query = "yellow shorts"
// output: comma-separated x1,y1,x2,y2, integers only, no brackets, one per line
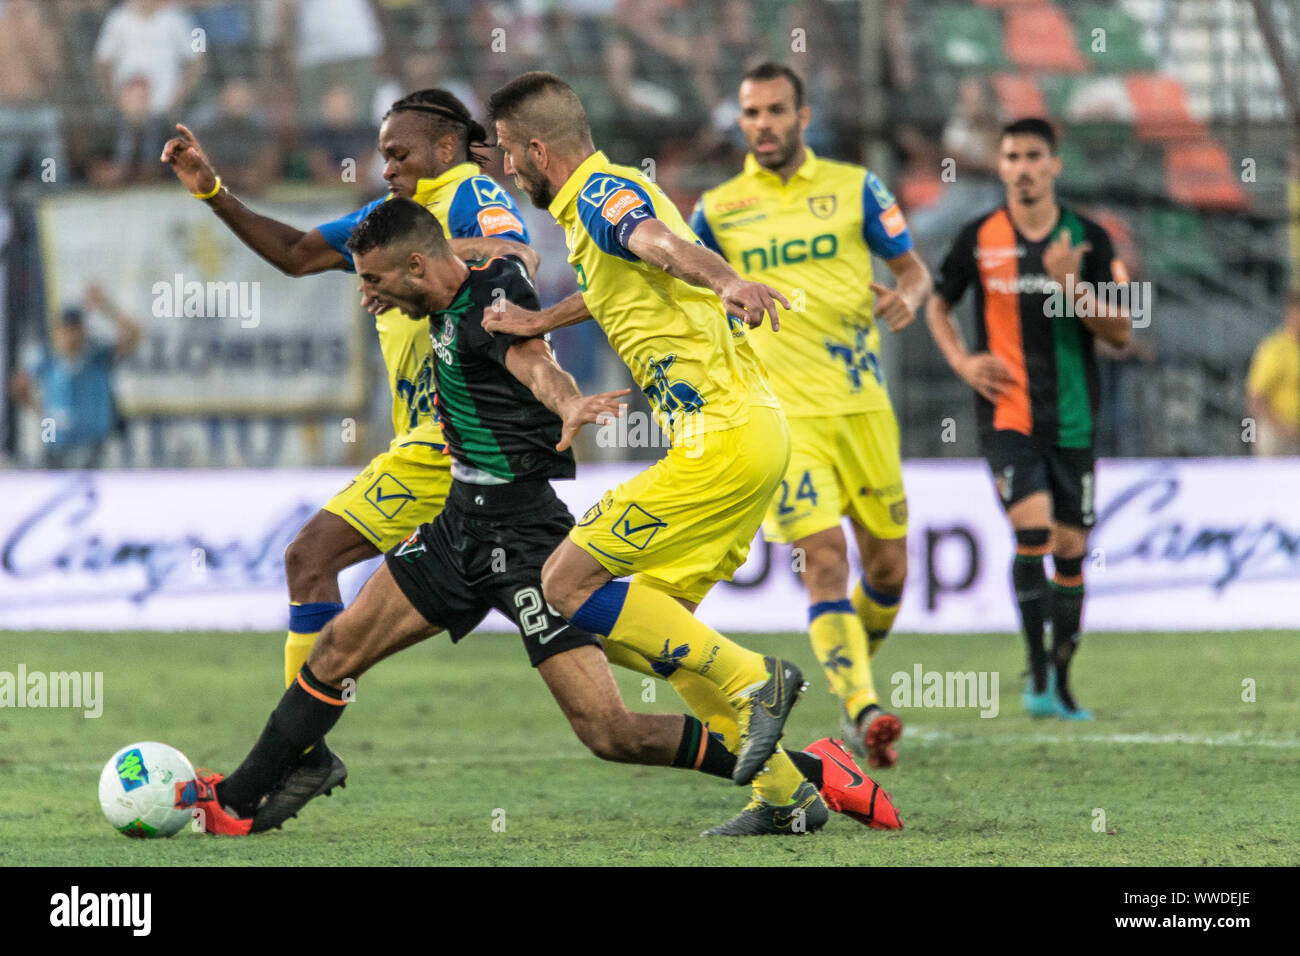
570,405,791,605
761,408,908,544
323,440,453,551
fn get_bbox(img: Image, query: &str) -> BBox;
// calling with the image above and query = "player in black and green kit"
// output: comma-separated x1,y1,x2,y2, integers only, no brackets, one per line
926,119,1132,720
181,198,899,836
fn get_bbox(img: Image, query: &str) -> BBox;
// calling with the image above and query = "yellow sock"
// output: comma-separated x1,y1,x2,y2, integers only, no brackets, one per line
809,602,877,718
852,577,902,658
606,639,799,804
666,669,799,803
285,600,344,687
605,582,768,699
284,631,318,688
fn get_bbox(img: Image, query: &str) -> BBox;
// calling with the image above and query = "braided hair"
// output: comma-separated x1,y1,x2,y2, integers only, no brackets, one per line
383,89,489,167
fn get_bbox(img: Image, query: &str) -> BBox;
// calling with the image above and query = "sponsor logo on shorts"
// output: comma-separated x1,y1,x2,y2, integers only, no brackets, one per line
366,472,416,519
996,466,1015,503
393,529,425,559
612,503,668,550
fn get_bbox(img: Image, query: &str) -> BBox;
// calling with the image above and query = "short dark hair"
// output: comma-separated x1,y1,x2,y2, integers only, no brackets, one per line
741,62,804,109
1001,117,1058,153
384,88,488,167
488,71,572,123
487,71,592,152
346,197,450,260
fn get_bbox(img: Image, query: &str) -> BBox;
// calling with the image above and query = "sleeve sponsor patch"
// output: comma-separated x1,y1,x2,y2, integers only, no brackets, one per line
477,206,525,237
865,171,896,210
880,203,908,238
601,189,648,224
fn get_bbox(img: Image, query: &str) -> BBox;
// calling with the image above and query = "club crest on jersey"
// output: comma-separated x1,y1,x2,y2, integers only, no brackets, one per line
433,314,456,363
808,195,837,219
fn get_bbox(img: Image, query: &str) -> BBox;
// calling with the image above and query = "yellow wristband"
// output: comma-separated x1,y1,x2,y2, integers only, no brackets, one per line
192,176,222,201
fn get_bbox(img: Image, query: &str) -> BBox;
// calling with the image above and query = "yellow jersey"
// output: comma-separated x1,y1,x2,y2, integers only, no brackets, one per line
317,163,529,451
1247,327,1300,429
690,149,913,417
547,150,778,444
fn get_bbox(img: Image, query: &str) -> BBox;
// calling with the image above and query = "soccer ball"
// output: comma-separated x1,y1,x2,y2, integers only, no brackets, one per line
98,741,196,838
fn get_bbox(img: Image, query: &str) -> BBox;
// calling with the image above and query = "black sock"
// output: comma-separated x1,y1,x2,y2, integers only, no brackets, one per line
1012,550,1050,692
216,665,348,815
1051,563,1085,705
672,716,736,780
786,749,824,789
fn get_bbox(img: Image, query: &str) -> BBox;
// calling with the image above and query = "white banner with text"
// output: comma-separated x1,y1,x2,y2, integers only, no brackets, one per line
0,459,1295,632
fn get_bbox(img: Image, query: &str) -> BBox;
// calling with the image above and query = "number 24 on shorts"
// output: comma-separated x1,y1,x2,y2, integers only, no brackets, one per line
777,471,819,515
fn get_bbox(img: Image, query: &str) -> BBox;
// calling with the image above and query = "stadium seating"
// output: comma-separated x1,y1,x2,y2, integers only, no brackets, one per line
1003,5,1090,72
934,5,1007,70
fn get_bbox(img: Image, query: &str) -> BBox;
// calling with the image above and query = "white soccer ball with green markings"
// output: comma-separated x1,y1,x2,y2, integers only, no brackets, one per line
98,741,196,838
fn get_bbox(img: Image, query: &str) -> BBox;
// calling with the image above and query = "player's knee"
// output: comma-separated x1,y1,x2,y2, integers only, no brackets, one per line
540,566,581,619
284,529,333,592
800,540,849,595
865,548,907,595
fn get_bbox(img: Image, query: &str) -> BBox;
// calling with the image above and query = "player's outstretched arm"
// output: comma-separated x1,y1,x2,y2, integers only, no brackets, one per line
872,250,933,333
625,219,789,330
504,337,630,451
160,123,347,277
482,291,593,337
925,293,1016,403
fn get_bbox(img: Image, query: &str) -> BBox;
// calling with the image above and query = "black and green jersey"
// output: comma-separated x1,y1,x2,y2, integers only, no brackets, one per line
935,206,1122,449
428,256,575,482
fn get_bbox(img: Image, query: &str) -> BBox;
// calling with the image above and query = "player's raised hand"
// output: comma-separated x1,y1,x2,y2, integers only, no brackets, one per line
482,300,552,336
557,389,632,451
1043,228,1090,287
960,352,1018,403
718,278,789,331
160,123,218,196
870,281,916,332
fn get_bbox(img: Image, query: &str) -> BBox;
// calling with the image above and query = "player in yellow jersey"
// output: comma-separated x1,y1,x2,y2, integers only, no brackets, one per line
484,71,873,835
690,64,932,767
160,88,534,793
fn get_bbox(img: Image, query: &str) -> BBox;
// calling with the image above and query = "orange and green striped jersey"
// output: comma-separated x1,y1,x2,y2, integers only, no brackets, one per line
935,206,1124,448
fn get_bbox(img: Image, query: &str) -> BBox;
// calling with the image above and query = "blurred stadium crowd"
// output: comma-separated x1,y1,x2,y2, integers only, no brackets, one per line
1,0,1297,466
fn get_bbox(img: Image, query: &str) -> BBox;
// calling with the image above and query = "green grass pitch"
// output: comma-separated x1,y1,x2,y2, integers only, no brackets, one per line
1,629,1295,866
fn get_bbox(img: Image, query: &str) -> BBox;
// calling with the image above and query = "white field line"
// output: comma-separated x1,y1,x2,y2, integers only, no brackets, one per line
8,729,1299,777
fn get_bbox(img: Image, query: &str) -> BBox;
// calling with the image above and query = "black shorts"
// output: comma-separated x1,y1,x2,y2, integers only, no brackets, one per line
385,478,602,666
981,430,1096,529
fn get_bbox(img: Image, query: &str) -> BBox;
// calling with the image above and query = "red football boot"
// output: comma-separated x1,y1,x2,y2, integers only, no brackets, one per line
843,704,903,769
804,737,903,830
175,769,253,836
